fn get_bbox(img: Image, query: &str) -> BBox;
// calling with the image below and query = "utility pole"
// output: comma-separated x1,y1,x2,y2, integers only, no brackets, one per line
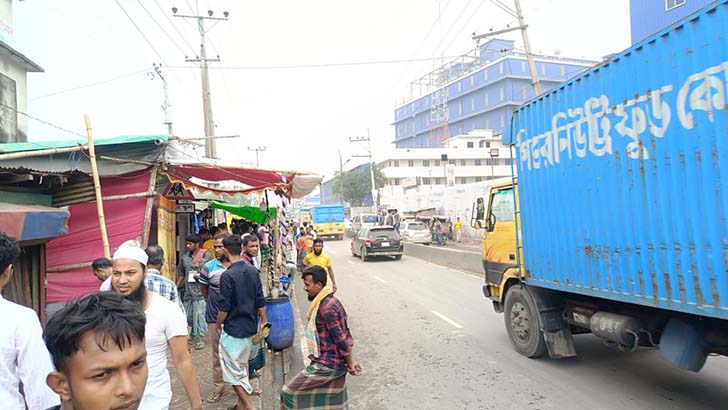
151,63,173,136
472,0,542,95
173,6,228,158
248,146,266,168
338,149,345,205
349,129,378,212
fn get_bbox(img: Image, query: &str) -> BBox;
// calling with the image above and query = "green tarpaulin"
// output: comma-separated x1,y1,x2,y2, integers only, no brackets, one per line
209,201,277,224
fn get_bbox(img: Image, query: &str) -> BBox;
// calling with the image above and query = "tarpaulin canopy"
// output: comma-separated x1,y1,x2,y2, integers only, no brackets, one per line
163,162,321,199
209,201,277,224
0,202,69,242
45,169,151,303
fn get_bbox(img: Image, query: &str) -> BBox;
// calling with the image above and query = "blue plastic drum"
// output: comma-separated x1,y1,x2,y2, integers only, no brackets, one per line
265,296,295,351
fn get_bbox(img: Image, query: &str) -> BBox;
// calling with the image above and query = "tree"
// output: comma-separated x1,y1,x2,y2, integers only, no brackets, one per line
333,165,386,206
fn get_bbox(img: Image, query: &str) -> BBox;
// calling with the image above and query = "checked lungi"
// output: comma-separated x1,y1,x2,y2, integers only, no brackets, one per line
281,363,348,410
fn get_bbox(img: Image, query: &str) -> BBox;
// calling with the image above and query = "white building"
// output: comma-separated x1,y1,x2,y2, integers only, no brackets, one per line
0,0,43,143
379,129,510,196
376,129,513,236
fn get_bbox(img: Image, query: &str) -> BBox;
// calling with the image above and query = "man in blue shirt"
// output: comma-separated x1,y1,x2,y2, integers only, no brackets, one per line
217,234,267,410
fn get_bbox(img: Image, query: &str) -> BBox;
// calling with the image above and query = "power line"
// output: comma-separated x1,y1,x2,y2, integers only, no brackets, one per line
139,0,190,57
441,0,487,56
166,55,461,71
154,0,197,55
1,103,86,138
114,0,169,67
29,68,150,101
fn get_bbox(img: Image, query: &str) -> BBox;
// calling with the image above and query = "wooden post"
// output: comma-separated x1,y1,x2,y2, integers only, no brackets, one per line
141,167,158,247
85,114,111,259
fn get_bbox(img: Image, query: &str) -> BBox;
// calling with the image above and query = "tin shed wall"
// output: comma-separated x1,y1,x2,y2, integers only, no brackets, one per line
508,1,728,319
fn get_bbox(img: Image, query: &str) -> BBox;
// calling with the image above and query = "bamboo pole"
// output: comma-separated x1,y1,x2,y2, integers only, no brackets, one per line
85,115,111,259
0,144,86,161
141,167,159,247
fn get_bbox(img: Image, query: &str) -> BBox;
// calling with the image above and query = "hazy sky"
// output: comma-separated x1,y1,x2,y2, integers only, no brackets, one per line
15,0,630,180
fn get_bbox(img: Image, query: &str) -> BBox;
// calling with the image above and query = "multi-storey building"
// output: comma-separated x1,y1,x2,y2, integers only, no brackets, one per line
392,38,596,149
630,0,713,44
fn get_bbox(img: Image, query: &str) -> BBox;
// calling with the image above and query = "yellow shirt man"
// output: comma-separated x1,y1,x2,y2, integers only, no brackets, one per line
302,252,331,270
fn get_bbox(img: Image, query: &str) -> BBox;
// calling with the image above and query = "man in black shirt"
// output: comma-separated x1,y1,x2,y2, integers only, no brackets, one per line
216,234,267,410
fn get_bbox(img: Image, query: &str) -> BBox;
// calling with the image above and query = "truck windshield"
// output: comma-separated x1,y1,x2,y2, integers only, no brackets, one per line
492,189,515,223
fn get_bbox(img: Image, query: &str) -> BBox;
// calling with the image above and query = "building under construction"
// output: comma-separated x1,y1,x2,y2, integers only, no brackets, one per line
393,38,596,148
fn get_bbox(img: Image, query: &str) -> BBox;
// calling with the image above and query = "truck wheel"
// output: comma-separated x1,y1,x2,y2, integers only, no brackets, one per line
504,284,547,358
361,247,368,262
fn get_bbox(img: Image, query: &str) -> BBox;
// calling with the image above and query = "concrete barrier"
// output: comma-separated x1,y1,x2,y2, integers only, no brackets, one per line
404,242,483,275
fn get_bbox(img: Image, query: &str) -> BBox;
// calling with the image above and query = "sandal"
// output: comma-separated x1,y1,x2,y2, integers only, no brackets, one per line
250,388,263,396
206,389,225,403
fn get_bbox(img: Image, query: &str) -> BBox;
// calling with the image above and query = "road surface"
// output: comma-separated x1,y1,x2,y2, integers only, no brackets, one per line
289,239,728,410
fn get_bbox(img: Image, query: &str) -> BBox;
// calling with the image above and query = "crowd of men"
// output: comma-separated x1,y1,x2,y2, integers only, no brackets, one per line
1,217,361,410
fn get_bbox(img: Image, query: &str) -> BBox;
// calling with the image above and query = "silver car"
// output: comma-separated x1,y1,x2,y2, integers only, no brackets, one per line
400,221,431,245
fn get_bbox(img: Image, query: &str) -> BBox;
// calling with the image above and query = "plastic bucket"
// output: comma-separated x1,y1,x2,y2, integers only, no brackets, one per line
265,296,295,350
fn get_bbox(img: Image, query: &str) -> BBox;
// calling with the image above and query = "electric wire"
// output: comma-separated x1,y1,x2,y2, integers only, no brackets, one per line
0,103,86,138
29,68,150,101
152,0,198,56
165,55,460,71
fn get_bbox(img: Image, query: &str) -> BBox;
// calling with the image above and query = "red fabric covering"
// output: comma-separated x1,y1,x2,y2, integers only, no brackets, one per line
164,164,295,196
45,169,151,303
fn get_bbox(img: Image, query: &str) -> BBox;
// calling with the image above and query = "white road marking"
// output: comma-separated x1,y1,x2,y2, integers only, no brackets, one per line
373,276,386,284
347,260,355,265
431,310,464,329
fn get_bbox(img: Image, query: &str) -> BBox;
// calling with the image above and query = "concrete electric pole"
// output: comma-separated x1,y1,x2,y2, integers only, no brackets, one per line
248,146,267,168
472,0,542,95
173,6,228,158
349,129,378,212
151,63,173,136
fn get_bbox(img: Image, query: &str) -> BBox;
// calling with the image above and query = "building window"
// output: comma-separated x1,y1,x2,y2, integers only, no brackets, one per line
485,93,489,106
486,141,491,148
475,159,482,166
521,61,526,72
423,177,431,185
471,97,475,111
484,69,488,81
434,159,440,167
408,160,414,167
458,101,462,116
460,159,466,165
436,178,444,185
665,0,686,10
521,86,527,99
457,81,462,92
394,160,399,167
499,87,505,101
467,142,474,148
505,158,512,165
394,178,401,186
448,159,456,165
499,62,504,74
470,76,474,86
423,159,430,167
479,140,485,148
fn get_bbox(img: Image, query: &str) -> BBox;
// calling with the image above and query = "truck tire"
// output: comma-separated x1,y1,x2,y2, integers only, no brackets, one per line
504,284,547,358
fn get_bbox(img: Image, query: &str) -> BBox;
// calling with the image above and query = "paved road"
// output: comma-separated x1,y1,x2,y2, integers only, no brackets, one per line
289,239,728,410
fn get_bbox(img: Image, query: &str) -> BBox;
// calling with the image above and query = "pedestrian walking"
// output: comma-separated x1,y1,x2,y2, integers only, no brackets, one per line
0,232,60,410
199,233,231,404
111,241,203,410
434,219,443,246
217,234,267,410
302,238,339,293
177,234,211,350
239,234,266,381
281,266,362,410
454,217,462,242
391,209,401,234
44,292,148,410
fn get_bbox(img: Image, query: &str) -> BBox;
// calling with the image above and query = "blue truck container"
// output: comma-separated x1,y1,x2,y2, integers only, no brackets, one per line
311,205,346,240
483,0,728,371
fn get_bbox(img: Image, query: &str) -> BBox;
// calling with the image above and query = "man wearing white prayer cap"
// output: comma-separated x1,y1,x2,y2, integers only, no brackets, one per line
111,241,203,410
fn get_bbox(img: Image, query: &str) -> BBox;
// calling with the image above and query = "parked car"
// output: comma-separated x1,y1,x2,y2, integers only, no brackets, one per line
351,226,403,261
399,221,430,245
350,213,379,234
